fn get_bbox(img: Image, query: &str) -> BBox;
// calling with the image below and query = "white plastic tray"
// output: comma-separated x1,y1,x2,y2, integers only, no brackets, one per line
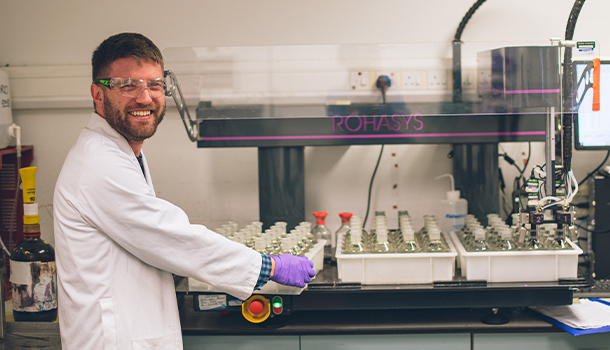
188,239,326,295
335,233,457,284
449,231,583,282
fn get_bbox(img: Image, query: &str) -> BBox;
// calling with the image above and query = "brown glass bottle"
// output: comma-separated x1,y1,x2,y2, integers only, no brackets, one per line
10,224,57,322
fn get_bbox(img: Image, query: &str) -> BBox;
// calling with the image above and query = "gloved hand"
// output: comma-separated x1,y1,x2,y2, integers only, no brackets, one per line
270,254,316,288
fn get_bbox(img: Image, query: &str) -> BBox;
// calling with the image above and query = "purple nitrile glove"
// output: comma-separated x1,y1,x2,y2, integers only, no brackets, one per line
270,254,316,288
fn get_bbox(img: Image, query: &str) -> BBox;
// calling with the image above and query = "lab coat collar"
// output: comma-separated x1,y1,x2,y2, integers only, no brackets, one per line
86,112,155,192
88,112,138,159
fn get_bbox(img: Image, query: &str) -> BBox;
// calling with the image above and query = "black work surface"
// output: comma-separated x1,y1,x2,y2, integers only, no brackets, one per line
177,260,584,336
177,263,580,311
179,296,558,336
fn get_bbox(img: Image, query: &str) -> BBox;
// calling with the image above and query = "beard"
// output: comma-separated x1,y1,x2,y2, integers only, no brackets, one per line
103,97,166,143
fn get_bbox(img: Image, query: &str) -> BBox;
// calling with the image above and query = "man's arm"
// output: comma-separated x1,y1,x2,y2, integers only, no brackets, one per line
270,256,275,278
255,253,315,290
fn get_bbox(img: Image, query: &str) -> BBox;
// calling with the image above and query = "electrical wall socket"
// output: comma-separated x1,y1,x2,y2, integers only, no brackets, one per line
427,70,448,90
374,71,397,90
478,69,491,93
402,70,422,90
349,71,371,90
462,70,475,90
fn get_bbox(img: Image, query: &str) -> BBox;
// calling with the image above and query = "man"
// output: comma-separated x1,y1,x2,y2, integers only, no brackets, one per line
53,33,315,349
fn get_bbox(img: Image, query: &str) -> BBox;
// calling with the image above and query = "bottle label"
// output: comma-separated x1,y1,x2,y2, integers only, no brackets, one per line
10,260,57,312
445,214,464,219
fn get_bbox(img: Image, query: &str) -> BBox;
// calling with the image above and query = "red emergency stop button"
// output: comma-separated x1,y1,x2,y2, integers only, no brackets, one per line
242,295,270,323
249,300,264,314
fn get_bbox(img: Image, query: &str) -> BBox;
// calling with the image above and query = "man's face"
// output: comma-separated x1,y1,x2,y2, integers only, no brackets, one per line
95,57,166,143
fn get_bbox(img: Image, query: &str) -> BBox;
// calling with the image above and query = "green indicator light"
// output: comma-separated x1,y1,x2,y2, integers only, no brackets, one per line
272,296,283,309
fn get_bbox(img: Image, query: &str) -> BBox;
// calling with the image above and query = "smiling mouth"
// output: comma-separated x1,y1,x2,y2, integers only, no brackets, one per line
129,110,152,117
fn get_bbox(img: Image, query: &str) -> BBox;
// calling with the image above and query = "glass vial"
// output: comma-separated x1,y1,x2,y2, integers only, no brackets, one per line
467,228,491,252
424,227,449,252
371,227,394,253
522,224,546,250
495,227,519,251
312,211,332,261
334,212,352,259
343,215,367,254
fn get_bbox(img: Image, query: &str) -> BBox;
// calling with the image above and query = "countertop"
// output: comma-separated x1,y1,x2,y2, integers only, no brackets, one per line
1,322,60,349
0,300,60,349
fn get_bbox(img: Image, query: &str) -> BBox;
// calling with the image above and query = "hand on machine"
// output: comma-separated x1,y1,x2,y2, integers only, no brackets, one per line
270,254,316,288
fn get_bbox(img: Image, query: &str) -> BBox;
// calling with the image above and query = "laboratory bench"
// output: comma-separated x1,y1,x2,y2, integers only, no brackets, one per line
179,301,610,350
0,322,60,349
1,262,608,350
0,303,60,350
3,312,609,350
2,293,610,349
2,307,609,350
176,262,610,350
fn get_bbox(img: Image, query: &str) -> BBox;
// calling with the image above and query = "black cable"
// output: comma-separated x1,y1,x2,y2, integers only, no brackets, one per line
452,0,487,103
499,167,506,194
512,162,523,175
454,0,487,41
578,150,610,186
505,144,530,216
376,75,391,104
575,225,610,234
363,145,384,229
499,153,523,174
575,218,610,235
562,0,586,176
500,186,511,218
498,169,511,217
565,0,586,41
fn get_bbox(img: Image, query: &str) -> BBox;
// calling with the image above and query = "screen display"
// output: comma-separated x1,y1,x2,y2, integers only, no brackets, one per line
575,60,610,150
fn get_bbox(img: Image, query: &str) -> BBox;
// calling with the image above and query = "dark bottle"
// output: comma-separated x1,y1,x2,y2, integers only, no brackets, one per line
10,166,57,321
10,223,57,322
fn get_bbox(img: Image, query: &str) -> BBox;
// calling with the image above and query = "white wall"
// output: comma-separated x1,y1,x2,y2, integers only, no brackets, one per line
1,0,609,243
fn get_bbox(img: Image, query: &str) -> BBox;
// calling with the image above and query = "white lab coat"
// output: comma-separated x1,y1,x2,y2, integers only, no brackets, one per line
53,113,262,350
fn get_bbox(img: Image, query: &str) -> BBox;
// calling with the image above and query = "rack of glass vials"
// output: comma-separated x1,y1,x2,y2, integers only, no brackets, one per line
188,221,326,295
450,214,582,282
335,213,457,284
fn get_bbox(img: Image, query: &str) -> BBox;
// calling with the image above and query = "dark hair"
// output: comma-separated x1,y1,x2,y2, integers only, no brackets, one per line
92,33,164,80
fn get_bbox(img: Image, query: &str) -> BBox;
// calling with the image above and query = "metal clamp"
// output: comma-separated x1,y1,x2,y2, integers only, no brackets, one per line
164,70,202,142
568,225,578,242
518,226,528,244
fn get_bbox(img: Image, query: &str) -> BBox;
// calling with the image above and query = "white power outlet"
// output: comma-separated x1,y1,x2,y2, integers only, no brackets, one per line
427,70,448,90
478,69,491,93
462,70,475,90
402,70,422,90
349,71,371,91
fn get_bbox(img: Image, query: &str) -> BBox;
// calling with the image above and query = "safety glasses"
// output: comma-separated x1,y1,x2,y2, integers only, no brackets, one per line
92,77,166,99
